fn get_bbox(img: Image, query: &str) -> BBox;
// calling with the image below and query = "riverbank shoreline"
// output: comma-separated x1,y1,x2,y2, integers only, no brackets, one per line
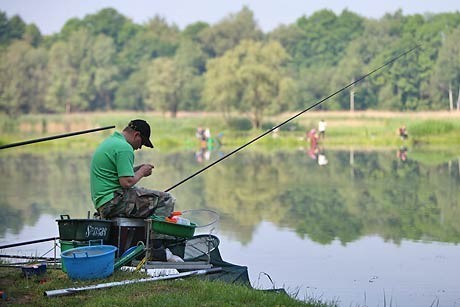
1,111,459,155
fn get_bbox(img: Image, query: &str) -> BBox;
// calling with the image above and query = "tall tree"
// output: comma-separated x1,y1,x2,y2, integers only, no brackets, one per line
182,21,209,42
174,39,206,109
0,11,10,46
88,34,119,110
198,6,263,58
114,66,148,110
46,29,96,112
204,40,292,128
330,18,394,111
45,41,78,113
118,16,180,76
146,57,193,117
432,27,460,111
80,8,132,50
23,24,42,47
281,9,364,68
60,18,84,40
331,41,364,111
0,41,47,115
7,15,26,41
0,12,26,46
60,8,135,51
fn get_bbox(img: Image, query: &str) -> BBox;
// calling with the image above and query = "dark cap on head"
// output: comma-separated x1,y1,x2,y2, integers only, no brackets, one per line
128,119,154,148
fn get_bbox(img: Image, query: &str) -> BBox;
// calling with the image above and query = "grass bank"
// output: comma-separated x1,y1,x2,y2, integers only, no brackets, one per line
1,111,459,162
0,265,333,306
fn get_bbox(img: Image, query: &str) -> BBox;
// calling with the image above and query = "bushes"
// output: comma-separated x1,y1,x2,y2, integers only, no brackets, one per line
261,121,303,132
227,117,253,131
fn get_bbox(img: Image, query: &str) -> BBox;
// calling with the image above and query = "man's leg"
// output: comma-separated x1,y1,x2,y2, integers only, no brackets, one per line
97,191,127,219
97,188,175,219
128,187,175,218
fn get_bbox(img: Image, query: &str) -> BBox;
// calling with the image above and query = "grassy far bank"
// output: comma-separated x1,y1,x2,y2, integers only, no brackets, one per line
0,265,333,306
1,111,459,162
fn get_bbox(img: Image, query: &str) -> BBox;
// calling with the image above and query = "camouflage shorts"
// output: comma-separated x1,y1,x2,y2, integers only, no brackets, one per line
97,187,175,219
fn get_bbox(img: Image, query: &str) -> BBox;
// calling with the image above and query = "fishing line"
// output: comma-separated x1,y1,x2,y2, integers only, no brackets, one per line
164,44,420,192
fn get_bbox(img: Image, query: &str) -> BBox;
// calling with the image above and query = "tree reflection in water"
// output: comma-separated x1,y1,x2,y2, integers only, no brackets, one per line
1,150,459,245
2,149,459,306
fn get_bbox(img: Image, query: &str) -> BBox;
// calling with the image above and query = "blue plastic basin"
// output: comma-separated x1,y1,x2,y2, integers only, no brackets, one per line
61,245,117,280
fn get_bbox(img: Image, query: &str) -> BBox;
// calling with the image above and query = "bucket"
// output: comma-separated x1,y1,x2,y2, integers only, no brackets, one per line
21,263,47,277
56,215,113,241
59,239,102,272
61,245,117,280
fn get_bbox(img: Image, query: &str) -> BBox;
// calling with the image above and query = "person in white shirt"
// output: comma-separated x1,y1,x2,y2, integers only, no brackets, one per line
318,119,327,139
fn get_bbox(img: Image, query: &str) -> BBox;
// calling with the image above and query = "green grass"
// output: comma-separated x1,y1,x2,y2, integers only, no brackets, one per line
1,111,460,158
409,120,455,136
0,265,334,306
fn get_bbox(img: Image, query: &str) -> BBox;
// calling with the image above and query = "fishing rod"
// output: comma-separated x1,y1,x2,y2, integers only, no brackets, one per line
0,237,59,249
164,44,421,192
0,254,58,261
0,125,116,150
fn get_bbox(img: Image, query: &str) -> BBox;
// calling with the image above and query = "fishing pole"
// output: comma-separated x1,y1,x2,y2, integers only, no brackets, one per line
164,45,421,193
0,237,59,249
0,125,116,150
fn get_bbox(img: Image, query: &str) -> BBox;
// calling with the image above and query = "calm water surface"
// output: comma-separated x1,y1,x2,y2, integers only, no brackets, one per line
1,148,459,306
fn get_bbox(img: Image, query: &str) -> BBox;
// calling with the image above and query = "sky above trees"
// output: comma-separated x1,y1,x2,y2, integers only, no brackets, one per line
1,0,459,34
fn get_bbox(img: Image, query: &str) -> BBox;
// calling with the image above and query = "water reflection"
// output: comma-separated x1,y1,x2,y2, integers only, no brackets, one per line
194,127,224,163
2,149,460,305
1,150,459,246
305,124,328,166
396,146,408,162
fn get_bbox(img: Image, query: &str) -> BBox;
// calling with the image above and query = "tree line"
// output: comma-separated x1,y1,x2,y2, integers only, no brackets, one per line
1,7,460,127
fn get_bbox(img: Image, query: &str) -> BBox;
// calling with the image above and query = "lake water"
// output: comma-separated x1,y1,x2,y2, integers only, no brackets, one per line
1,147,459,306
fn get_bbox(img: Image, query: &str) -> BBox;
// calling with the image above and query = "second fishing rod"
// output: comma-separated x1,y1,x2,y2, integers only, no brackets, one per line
164,44,421,193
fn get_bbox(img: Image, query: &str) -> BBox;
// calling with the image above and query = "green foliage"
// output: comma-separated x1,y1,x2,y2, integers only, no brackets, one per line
23,24,42,47
182,21,209,41
284,9,365,68
409,120,455,136
262,121,302,131
6,14,26,41
80,8,129,49
114,67,149,110
1,8,460,115
198,6,263,58
45,29,120,112
204,40,292,127
146,57,194,116
0,41,48,115
226,117,253,131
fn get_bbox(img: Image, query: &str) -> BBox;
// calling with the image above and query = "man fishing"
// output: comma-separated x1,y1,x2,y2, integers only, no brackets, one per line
90,119,175,219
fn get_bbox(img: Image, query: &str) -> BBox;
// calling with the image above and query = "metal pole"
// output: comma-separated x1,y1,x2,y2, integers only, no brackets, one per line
0,125,115,150
44,267,222,297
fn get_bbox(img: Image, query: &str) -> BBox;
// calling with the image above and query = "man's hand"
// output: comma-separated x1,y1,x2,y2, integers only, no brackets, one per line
119,164,155,188
138,164,154,177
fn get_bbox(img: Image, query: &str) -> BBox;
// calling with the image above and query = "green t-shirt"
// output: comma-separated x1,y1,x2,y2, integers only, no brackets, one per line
90,131,135,209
